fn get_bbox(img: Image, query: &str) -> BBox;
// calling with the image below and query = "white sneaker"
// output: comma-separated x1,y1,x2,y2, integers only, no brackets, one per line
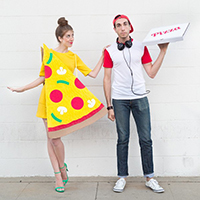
145,178,164,193
113,178,126,193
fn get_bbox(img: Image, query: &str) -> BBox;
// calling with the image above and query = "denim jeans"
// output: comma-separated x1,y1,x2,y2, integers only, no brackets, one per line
112,97,154,177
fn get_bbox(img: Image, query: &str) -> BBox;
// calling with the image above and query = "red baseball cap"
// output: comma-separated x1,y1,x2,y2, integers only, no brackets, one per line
113,14,134,33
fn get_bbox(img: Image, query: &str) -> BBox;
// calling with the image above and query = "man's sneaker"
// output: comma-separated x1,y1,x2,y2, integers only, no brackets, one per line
145,178,164,193
113,178,126,193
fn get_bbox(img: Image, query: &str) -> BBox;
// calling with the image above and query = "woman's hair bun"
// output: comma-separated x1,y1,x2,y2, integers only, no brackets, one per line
58,17,68,27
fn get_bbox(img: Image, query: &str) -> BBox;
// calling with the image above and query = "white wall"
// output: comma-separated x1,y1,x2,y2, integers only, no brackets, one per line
0,0,200,177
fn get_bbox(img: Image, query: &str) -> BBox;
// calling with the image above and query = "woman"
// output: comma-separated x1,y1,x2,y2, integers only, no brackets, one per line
8,17,106,193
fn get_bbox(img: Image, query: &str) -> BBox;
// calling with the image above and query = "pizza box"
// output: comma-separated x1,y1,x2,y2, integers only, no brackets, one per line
142,23,190,46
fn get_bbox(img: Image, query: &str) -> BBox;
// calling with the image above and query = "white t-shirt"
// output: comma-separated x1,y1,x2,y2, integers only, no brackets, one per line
104,39,152,99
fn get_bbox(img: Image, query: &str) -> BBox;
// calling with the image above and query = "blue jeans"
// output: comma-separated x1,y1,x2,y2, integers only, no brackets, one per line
112,97,154,177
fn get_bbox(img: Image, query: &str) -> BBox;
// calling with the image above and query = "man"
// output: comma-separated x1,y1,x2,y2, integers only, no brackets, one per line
103,14,168,193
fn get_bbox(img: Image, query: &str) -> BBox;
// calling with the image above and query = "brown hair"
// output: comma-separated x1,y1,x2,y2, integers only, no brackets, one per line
55,17,73,43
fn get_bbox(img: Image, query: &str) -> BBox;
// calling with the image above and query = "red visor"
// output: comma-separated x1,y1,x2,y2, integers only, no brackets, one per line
113,14,134,33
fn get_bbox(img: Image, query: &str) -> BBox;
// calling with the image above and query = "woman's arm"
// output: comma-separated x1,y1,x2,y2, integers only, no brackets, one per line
88,55,104,78
88,45,110,78
8,76,45,92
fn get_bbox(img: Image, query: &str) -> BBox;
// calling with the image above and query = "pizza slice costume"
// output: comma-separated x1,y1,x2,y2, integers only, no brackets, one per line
36,44,107,138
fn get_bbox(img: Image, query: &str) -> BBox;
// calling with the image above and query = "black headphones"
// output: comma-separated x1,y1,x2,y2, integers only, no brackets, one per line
119,37,150,96
117,37,132,51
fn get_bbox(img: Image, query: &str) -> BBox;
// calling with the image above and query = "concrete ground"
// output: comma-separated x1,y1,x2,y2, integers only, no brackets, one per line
0,176,200,200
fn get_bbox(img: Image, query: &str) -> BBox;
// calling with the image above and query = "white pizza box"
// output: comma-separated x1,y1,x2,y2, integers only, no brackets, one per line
142,23,190,46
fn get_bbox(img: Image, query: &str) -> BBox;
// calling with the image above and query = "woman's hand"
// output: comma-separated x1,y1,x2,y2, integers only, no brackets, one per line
102,45,111,55
7,86,25,93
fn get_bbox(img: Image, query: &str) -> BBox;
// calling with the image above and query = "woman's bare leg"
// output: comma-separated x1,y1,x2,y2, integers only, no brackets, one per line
50,137,68,181
43,119,66,191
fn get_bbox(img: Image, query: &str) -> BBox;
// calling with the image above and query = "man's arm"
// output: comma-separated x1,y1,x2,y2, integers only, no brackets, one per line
143,43,169,79
103,68,115,121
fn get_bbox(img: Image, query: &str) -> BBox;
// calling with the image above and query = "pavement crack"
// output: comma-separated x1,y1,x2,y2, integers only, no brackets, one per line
15,182,29,200
95,182,99,200
168,182,175,200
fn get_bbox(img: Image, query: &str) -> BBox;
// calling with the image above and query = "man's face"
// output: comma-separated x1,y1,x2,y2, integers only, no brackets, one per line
114,18,131,39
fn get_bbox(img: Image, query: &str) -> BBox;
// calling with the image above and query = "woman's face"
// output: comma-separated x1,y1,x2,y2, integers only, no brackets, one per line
59,30,74,48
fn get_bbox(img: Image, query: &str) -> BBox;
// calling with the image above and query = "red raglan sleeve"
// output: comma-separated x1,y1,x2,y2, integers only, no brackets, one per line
142,46,152,64
103,49,113,68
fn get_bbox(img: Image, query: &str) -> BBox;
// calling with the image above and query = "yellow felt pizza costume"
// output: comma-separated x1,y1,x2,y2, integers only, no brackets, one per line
39,44,107,138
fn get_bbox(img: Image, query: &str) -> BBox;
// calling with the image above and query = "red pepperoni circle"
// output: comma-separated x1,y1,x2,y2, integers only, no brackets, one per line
74,78,85,89
45,66,52,79
71,97,84,110
50,90,63,103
